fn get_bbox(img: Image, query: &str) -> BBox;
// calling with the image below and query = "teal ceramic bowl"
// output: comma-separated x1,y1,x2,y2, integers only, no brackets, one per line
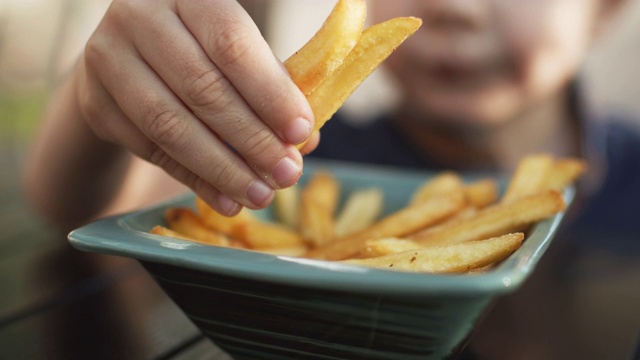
69,160,572,359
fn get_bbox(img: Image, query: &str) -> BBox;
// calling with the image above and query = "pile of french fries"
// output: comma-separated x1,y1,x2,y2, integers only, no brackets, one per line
152,153,585,273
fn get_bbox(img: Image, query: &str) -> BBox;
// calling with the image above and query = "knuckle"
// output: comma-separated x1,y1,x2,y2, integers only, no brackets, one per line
148,145,177,173
212,22,252,69
144,107,188,149
208,160,241,191
148,146,200,190
78,88,111,141
181,169,203,192
260,85,291,117
83,36,104,67
241,127,277,160
184,68,232,110
109,0,145,23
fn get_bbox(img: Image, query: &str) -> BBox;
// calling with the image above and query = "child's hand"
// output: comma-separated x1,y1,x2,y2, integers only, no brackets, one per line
76,0,315,216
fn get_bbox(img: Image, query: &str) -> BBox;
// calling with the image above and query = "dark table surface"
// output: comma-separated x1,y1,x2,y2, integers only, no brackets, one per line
2,149,639,360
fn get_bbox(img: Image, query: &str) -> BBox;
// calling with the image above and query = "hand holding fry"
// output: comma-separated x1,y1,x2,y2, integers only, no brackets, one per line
78,0,320,216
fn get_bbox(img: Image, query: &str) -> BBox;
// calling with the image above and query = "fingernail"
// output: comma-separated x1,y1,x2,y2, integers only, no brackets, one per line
272,156,301,187
217,193,241,216
283,117,312,144
247,180,274,207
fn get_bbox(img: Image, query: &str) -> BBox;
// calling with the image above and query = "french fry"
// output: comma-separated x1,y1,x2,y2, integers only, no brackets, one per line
195,196,254,239
300,16,422,148
501,154,555,203
410,190,566,247
343,233,524,273
273,184,300,229
361,237,422,258
463,178,499,209
284,0,367,95
299,171,340,246
236,221,306,249
334,187,384,237
257,245,310,257
164,208,231,246
410,171,464,205
150,225,197,242
408,205,477,240
543,157,587,191
306,193,465,260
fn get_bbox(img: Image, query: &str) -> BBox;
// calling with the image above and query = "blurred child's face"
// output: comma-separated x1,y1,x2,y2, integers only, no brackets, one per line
369,0,605,126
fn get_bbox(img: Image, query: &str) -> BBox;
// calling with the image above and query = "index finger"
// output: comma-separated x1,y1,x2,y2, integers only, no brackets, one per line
177,0,315,145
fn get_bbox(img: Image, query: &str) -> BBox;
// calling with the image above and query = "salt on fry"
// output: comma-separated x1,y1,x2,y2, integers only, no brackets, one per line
343,233,524,273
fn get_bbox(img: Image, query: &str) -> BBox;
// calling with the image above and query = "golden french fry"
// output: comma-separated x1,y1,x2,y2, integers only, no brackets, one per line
273,184,300,229
334,187,384,237
463,178,499,209
411,190,566,247
299,171,340,246
306,193,465,260
502,154,555,203
256,244,310,257
343,233,524,273
543,157,587,191
408,205,477,240
284,0,367,95
150,225,197,242
164,208,231,247
236,221,306,249
195,196,254,239
361,237,422,258
410,171,464,205
299,16,422,148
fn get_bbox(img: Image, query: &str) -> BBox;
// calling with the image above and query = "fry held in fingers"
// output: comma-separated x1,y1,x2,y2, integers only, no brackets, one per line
301,16,422,147
282,0,422,149
284,0,367,95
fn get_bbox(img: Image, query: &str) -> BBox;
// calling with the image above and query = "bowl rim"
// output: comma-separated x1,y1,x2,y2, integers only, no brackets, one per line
68,161,573,297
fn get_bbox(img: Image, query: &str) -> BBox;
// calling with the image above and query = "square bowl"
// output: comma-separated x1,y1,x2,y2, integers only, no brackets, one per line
68,160,572,360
